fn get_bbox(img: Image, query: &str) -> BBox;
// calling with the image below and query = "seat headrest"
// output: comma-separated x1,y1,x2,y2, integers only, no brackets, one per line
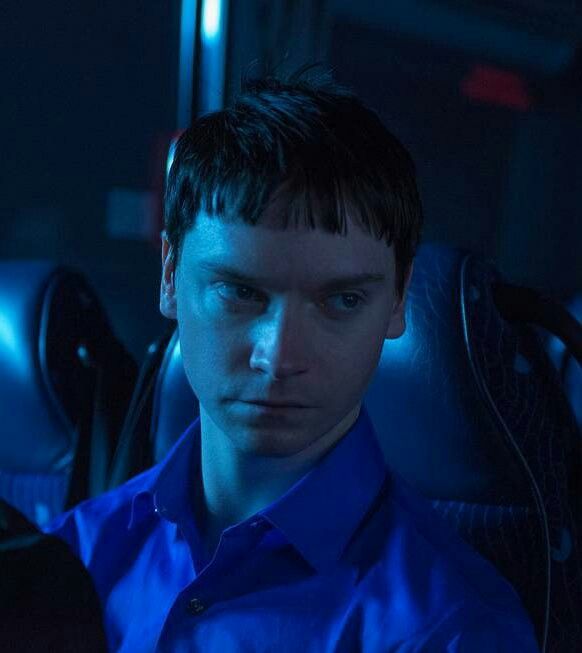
365,243,526,501
0,260,115,473
149,330,199,464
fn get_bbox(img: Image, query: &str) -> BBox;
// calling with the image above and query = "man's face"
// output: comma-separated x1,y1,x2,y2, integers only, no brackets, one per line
160,207,413,459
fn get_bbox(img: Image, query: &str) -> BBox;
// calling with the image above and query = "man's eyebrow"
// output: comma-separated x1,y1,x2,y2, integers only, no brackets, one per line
197,261,386,291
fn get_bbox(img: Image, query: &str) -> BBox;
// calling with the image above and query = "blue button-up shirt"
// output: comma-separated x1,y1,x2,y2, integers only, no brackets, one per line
45,405,539,652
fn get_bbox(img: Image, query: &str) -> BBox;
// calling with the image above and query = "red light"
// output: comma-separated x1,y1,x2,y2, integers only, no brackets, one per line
461,64,533,111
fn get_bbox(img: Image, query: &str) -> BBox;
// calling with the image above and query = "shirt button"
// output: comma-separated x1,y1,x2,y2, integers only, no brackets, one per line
188,598,206,615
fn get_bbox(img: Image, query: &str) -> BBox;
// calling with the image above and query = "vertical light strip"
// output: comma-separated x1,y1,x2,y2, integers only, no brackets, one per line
177,0,198,128
199,0,229,115
202,0,221,41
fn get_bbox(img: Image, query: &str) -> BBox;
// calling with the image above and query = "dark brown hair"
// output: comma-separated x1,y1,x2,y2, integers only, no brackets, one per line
164,63,423,301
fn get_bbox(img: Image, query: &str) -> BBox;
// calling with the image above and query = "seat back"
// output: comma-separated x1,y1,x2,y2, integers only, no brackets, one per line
0,261,137,525
109,243,582,652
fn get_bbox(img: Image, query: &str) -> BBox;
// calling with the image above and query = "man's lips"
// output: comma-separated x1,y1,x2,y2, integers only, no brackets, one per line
242,400,308,408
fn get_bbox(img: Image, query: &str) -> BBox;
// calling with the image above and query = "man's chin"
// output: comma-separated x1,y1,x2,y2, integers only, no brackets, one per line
230,430,314,459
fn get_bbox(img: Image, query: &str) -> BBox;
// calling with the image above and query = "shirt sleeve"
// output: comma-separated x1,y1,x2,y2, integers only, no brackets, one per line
442,622,540,653
41,506,83,557
40,498,109,570
395,604,541,653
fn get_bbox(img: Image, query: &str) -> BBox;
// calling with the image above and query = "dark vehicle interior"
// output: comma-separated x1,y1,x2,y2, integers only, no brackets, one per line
1,1,581,652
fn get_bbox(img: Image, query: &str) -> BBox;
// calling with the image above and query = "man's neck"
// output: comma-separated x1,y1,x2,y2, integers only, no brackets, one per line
194,404,360,554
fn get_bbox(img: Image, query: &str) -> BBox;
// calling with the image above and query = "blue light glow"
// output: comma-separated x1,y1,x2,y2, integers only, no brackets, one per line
166,139,177,180
198,0,228,113
202,0,221,41
0,312,27,379
0,313,18,359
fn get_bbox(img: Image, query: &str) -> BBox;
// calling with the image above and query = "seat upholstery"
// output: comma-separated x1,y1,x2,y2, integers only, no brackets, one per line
0,261,137,525
140,242,581,652
543,293,582,430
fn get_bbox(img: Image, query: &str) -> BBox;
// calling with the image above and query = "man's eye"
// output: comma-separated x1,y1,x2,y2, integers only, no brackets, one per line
216,283,366,314
217,283,261,303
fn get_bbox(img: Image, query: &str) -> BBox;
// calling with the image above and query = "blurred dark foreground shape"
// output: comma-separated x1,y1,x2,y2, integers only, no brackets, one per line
0,498,108,652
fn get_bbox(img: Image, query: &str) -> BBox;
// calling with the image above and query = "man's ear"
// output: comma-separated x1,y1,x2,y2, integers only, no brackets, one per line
385,260,414,340
160,231,178,320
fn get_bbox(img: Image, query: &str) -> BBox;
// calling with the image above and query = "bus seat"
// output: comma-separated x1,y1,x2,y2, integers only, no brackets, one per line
0,261,137,526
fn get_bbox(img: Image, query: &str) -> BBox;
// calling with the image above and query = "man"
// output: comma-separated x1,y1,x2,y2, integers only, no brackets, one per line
45,65,540,651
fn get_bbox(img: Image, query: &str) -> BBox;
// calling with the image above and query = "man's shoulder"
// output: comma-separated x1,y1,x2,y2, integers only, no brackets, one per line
365,470,531,616
42,464,160,560
352,471,539,649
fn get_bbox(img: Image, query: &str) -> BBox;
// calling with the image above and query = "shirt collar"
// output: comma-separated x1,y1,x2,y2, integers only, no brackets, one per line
127,405,389,574
260,404,389,573
127,419,200,530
